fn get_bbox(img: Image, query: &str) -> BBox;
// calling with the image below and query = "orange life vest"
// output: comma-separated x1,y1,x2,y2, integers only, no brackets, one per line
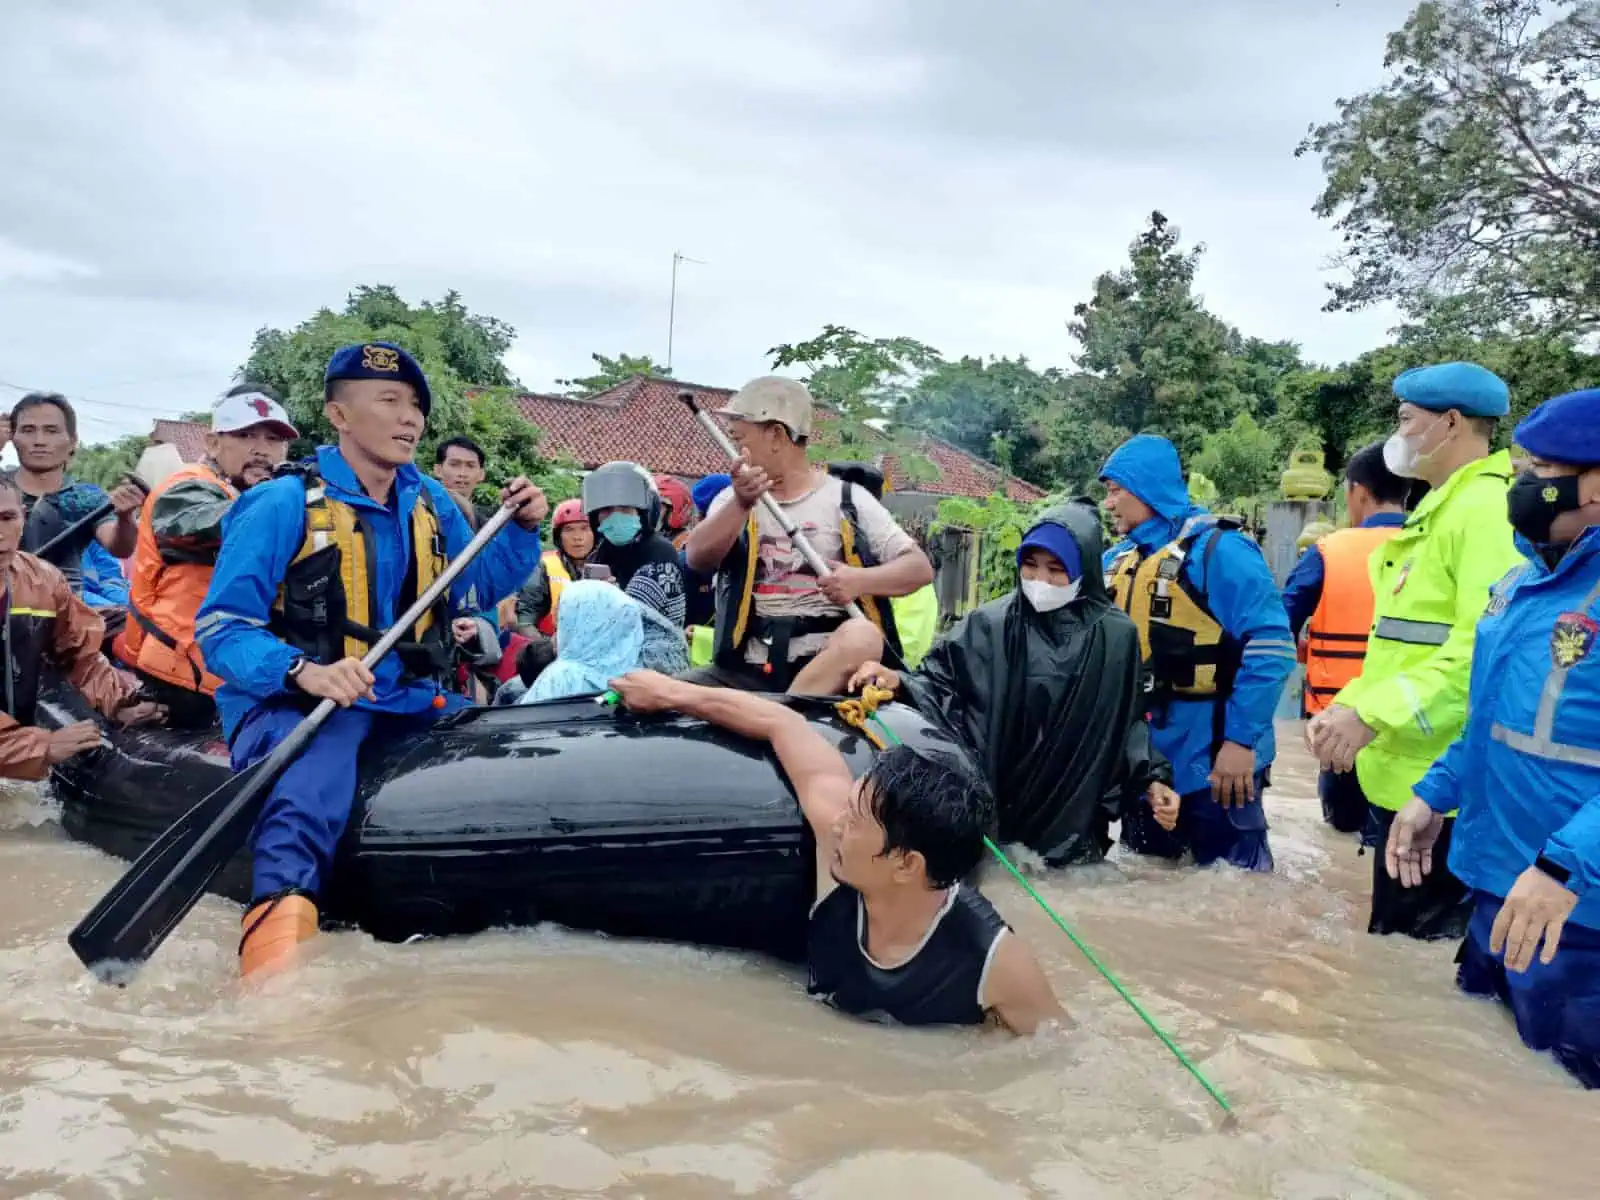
1302,524,1402,714
114,462,236,695
537,550,573,637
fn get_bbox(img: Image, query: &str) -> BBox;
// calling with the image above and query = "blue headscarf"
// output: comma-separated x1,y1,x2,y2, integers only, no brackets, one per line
521,580,644,702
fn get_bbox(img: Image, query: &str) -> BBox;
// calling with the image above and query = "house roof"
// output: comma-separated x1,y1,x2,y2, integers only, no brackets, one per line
149,375,1046,502
511,376,1045,501
151,418,208,463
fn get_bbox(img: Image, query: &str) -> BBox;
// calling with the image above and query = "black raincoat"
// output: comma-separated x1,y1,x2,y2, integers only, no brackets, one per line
900,501,1169,865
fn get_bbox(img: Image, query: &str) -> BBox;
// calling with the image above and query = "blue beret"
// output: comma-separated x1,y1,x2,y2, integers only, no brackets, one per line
1391,361,1509,418
692,473,732,517
1514,388,1600,466
324,342,433,416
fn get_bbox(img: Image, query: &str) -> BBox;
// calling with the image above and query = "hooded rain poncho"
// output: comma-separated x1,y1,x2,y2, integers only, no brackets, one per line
521,580,644,703
901,502,1168,865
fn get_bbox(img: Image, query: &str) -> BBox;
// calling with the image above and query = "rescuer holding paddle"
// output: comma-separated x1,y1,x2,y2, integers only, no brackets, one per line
193,342,547,977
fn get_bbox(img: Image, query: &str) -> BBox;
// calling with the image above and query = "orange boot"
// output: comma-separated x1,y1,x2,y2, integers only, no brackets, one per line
239,893,319,978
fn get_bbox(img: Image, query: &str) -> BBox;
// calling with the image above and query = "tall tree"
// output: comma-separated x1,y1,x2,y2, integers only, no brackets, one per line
1067,211,1245,459
240,285,579,501
898,355,1059,482
1297,0,1600,336
556,352,672,398
71,433,149,491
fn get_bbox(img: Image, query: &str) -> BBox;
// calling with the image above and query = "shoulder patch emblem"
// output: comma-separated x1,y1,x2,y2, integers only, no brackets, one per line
1552,612,1598,670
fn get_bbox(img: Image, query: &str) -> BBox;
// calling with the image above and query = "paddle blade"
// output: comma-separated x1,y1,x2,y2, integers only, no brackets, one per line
68,758,273,984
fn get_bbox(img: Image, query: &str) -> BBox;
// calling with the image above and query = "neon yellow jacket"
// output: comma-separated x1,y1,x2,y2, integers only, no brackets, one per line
1335,450,1521,813
890,584,939,669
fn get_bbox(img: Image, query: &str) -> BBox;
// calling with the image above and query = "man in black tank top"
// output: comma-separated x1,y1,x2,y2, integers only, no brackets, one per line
607,671,1066,1034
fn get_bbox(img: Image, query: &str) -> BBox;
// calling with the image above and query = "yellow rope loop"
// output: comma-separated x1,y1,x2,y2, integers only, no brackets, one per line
833,685,894,751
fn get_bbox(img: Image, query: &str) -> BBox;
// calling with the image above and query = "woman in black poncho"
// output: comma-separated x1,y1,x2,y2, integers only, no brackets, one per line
850,501,1177,865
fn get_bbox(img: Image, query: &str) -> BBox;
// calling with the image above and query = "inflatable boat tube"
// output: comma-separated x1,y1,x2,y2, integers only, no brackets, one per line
39,677,966,962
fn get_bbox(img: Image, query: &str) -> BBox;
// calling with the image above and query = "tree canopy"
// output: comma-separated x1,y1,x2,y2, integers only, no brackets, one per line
239,285,580,503
1297,0,1600,336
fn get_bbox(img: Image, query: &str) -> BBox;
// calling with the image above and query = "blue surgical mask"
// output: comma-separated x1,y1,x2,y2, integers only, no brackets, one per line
598,512,642,546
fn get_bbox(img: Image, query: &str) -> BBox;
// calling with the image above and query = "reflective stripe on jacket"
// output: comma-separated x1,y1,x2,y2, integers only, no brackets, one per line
1415,527,1600,925
1303,524,1401,715
1335,451,1522,812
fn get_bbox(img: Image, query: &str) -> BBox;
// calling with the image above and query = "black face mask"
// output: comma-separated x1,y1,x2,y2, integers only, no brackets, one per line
1506,471,1582,544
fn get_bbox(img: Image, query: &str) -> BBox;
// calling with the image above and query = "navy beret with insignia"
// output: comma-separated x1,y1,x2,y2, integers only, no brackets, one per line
1392,361,1510,418
1515,387,1600,466
323,341,433,416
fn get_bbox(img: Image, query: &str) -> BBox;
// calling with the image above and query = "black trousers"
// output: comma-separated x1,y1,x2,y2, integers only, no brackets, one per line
1362,802,1472,941
1318,768,1368,834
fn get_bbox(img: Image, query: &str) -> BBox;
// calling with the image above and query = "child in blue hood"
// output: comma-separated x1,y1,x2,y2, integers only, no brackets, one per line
1098,435,1297,871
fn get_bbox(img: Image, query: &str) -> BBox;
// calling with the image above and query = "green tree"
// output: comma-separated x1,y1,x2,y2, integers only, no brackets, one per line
1192,412,1280,501
898,355,1060,483
556,352,672,398
240,285,579,502
1067,211,1245,459
1297,0,1600,336
71,433,149,490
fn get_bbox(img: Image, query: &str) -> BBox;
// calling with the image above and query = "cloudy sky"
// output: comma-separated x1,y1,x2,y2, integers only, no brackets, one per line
2,0,1411,448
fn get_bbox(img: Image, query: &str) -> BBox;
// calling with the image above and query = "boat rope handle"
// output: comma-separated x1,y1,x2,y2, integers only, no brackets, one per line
834,688,1237,1125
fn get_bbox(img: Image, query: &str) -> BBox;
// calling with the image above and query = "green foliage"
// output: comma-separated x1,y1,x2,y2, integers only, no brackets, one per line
72,433,149,490
239,284,579,499
1187,471,1219,506
768,324,942,423
1297,0,1600,337
556,352,671,398
1067,211,1246,460
1193,412,1280,502
932,490,1064,602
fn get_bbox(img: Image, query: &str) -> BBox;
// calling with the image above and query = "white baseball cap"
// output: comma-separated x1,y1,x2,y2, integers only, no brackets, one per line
212,390,299,439
715,376,814,440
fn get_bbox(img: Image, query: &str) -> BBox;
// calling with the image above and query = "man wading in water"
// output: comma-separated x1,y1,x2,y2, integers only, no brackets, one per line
607,669,1066,1034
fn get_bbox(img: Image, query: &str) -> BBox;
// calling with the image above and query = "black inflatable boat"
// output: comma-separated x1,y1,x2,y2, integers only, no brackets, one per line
39,678,961,962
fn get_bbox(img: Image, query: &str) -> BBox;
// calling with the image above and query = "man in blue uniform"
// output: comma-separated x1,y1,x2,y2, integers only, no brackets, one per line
1099,434,1298,870
1387,386,1600,1088
195,342,548,977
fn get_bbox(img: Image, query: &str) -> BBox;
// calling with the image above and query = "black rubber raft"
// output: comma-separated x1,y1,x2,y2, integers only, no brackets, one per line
39,677,966,963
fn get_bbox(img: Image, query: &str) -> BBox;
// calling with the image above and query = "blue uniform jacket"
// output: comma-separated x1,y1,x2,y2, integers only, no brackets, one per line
81,540,130,608
196,445,542,738
1415,527,1600,927
1100,435,1297,795
1281,511,1407,637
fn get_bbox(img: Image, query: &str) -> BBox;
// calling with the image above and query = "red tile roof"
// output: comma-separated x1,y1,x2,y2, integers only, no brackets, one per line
148,376,1046,502
152,418,207,463
510,376,1045,501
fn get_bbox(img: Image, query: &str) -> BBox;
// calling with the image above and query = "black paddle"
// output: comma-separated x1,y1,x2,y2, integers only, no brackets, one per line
31,471,153,561
68,502,521,984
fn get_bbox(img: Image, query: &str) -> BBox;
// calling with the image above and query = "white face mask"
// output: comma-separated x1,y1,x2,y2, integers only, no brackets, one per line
1382,414,1448,479
1021,577,1079,612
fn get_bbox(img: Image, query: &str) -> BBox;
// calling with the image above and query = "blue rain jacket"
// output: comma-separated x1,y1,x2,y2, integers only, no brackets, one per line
1415,527,1600,929
196,445,542,738
522,579,644,702
1099,435,1297,794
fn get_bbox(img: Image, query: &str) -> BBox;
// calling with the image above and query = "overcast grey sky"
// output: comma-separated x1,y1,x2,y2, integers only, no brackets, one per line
1,0,1412,446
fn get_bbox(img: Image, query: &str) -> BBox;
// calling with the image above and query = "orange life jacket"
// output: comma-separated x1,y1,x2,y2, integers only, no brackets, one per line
114,462,236,695
1303,524,1402,715
537,550,573,637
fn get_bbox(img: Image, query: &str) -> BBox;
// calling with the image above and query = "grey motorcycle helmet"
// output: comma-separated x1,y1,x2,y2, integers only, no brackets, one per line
581,461,662,534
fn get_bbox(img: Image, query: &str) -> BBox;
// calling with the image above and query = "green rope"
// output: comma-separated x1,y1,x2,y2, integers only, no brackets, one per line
866,711,1235,1122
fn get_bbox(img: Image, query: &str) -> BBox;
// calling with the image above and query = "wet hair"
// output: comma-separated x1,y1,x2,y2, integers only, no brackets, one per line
863,745,994,889
1344,440,1409,506
517,636,557,686
224,381,282,403
436,435,486,468
10,392,77,440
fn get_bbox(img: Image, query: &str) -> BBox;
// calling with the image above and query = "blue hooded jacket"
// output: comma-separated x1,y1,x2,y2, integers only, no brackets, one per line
195,445,543,738
1415,527,1600,927
1099,435,1297,794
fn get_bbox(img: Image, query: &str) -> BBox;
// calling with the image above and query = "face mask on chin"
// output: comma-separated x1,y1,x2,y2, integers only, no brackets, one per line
1020,577,1079,612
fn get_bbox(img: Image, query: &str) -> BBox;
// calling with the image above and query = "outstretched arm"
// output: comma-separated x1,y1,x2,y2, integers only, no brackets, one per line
606,671,854,896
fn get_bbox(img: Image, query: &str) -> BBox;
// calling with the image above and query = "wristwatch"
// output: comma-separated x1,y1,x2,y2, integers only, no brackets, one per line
1533,853,1572,886
285,656,310,689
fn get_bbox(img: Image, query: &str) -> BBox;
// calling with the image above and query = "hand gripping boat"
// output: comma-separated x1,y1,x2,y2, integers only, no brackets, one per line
39,677,962,962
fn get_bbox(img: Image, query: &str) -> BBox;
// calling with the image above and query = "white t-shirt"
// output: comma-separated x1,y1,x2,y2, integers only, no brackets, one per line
707,473,916,662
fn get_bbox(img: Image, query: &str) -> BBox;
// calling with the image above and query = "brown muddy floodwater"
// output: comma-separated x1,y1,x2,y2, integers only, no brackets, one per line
0,722,1593,1199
